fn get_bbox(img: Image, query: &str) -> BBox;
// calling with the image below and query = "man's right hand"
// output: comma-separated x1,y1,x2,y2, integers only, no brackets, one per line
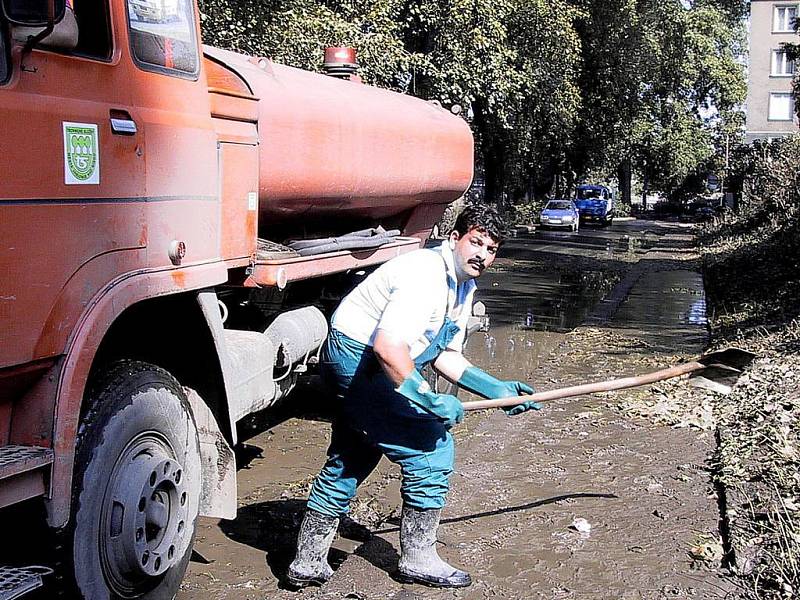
396,370,464,428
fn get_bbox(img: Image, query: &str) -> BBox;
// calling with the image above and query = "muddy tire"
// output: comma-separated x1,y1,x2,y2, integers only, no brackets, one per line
64,360,201,600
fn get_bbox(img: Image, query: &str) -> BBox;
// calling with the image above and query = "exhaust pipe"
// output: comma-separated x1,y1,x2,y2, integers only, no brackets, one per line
263,306,329,369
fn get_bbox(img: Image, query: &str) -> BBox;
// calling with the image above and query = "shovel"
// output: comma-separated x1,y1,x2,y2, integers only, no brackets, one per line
461,347,757,412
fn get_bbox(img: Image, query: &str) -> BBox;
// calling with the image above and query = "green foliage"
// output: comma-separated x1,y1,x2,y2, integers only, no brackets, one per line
739,135,800,217
700,140,800,599
508,199,544,226
570,0,746,201
197,0,746,209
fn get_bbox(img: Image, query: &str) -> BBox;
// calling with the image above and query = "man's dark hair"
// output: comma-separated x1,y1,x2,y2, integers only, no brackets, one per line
452,204,506,243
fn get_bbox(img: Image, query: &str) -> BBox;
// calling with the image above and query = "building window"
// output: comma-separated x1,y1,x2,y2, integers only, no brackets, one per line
772,49,796,76
774,5,798,33
769,92,795,120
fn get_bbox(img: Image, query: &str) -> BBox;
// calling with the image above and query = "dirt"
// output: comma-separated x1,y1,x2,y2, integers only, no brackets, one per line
179,220,741,600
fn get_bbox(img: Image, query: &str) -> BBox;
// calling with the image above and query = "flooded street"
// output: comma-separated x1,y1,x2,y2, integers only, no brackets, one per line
174,218,736,599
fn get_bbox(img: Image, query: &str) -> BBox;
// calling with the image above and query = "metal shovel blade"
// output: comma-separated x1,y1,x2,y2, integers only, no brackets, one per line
697,348,757,371
688,363,744,395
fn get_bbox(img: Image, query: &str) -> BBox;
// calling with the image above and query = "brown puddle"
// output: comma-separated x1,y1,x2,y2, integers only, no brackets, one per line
476,266,619,332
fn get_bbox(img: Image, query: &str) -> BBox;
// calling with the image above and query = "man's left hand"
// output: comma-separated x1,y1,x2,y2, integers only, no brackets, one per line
457,367,540,417
495,380,533,397
493,380,541,416
502,398,542,416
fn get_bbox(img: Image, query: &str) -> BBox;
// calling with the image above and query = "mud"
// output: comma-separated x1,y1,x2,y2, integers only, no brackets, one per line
176,219,738,600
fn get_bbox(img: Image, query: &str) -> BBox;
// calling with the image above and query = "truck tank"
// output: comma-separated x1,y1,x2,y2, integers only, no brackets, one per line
203,47,474,241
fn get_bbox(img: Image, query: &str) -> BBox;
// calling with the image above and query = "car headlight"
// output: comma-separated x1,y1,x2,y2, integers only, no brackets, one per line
541,215,549,221
563,215,573,222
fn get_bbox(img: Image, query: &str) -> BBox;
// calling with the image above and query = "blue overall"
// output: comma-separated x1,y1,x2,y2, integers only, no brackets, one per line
306,318,461,518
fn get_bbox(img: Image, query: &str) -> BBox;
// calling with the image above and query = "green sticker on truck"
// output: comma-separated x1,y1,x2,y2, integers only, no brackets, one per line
63,122,100,185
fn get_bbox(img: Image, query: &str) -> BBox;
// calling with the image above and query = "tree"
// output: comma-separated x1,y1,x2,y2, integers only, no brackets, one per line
565,0,650,201
197,0,745,212
199,0,583,207
631,2,746,196
565,0,745,204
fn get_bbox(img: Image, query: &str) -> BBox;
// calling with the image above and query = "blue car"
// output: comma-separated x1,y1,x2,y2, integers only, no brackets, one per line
539,199,580,232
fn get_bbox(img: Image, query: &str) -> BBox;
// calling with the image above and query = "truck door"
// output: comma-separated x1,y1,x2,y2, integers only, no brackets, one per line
0,0,149,369
124,0,220,269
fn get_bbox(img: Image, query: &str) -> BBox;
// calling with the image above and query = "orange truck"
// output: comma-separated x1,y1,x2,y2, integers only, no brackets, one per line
0,0,473,597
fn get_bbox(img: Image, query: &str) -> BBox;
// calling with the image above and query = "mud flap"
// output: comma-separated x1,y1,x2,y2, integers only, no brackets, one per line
184,387,237,520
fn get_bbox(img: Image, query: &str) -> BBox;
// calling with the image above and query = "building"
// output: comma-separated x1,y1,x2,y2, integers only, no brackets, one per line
745,0,800,143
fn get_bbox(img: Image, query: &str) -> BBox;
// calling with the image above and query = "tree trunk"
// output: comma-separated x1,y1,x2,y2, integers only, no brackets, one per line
472,98,506,208
617,159,632,206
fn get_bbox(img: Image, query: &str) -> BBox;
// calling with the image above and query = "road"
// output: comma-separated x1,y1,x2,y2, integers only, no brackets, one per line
176,218,736,599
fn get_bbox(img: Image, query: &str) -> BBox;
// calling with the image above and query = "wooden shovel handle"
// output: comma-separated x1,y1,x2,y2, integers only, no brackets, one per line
461,361,705,411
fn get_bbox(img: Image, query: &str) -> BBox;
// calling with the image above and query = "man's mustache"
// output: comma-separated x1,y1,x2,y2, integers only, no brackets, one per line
468,258,485,271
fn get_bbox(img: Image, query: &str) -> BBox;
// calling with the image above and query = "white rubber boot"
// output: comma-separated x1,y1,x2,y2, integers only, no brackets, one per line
286,509,339,588
396,506,471,588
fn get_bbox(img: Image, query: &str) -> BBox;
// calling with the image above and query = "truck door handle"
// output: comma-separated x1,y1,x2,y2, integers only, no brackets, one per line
110,109,138,136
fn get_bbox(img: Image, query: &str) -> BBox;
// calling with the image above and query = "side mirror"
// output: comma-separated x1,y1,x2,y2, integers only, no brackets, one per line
3,0,66,26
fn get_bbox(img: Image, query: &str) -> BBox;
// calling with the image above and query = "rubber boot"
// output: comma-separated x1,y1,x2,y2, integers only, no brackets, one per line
396,506,472,588
286,509,340,588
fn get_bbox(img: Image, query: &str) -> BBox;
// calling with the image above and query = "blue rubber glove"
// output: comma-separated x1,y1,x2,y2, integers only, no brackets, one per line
458,366,541,416
396,369,464,428
503,400,542,416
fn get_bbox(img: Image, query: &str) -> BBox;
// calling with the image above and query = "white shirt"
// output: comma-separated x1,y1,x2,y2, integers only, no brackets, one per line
331,241,477,358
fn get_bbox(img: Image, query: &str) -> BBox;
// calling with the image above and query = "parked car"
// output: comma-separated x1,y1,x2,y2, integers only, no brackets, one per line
539,199,580,232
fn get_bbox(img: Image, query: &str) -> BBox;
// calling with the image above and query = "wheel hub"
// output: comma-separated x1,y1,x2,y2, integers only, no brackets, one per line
101,435,188,594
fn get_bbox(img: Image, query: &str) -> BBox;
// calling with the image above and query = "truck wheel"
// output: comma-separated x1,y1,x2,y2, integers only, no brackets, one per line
65,360,201,600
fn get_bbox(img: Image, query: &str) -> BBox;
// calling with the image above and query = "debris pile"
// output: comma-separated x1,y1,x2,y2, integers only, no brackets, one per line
699,161,800,599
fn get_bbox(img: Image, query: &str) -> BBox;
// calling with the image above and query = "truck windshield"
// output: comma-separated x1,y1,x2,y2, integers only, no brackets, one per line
127,0,199,77
577,188,602,200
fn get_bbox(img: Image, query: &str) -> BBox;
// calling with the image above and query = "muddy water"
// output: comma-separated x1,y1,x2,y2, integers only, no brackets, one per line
466,257,621,386
611,269,708,351
475,265,618,332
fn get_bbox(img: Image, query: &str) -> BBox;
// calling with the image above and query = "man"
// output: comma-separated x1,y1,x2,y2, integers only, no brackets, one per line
287,204,539,589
